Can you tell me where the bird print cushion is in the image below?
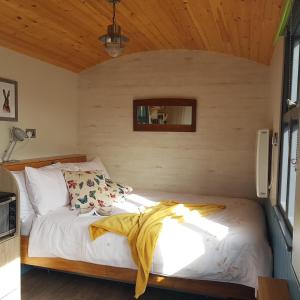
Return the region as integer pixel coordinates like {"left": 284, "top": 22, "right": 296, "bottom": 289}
{"left": 105, "top": 178, "right": 133, "bottom": 203}
{"left": 63, "top": 170, "right": 110, "bottom": 210}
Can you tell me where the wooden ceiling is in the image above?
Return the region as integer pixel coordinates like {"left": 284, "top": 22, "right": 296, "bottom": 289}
{"left": 0, "top": 0, "right": 284, "bottom": 72}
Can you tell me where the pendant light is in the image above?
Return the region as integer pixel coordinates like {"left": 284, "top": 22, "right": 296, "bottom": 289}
{"left": 99, "top": 0, "right": 129, "bottom": 58}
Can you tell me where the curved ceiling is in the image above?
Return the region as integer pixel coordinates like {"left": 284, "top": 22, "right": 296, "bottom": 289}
{"left": 0, "top": 0, "right": 284, "bottom": 72}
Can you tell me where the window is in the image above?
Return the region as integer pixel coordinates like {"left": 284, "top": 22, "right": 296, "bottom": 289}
{"left": 278, "top": 110, "right": 299, "bottom": 230}
{"left": 278, "top": 7, "right": 300, "bottom": 231}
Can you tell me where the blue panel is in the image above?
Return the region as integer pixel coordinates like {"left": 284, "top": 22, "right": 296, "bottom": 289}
{"left": 264, "top": 199, "right": 300, "bottom": 300}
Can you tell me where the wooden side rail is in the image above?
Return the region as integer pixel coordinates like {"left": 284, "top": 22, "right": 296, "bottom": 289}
{"left": 21, "top": 236, "right": 255, "bottom": 300}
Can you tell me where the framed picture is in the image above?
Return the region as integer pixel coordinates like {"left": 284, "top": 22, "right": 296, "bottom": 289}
{"left": 0, "top": 77, "right": 18, "bottom": 121}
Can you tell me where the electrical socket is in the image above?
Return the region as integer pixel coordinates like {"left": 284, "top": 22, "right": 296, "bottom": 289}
{"left": 25, "top": 129, "right": 37, "bottom": 138}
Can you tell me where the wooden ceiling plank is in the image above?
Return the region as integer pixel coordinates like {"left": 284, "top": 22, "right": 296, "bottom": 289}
{"left": 148, "top": 0, "right": 195, "bottom": 48}
{"left": 0, "top": 5, "right": 93, "bottom": 70}
{"left": 88, "top": 0, "right": 170, "bottom": 49}
{"left": 258, "top": 0, "right": 283, "bottom": 64}
{"left": 85, "top": 0, "right": 175, "bottom": 55}
{"left": 183, "top": 0, "right": 211, "bottom": 50}
{"left": 36, "top": 0, "right": 105, "bottom": 57}
{"left": 189, "top": 0, "right": 225, "bottom": 53}
{"left": 154, "top": 0, "right": 192, "bottom": 49}
{"left": 0, "top": 0, "right": 103, "bottom": 62}
{"left": 0, "top": 30, "right": 81, "bottom": 72}
{"left": 123, "top": 0, "right": 186, "bottom": 49}
{"left": 57, "top": 0, "right": 150, "bottom": 60}
{"left": 0, "top": 19, "right": 92, "bottom": 66}
{"left": 208, "top": 0, "right": 233, "bottom": 55}
{"left": 255, "top": 0, "right": 270, "bottom": 64}
{"left": 56, "top": 0, "right": 143, "bottom": 60}
{"left": 219, "top": 0, "right": 242, "bottom": 59}
{"left": 56, "top": 0, "right": 121, "bottom": 50}
{"left": 237, "top": 0, "right": 251, "bottom": 61}
{"left": 216, "top": 7, "right": 233, "bottom": 53}
{"left": 110, "top": 1, "right": 169, "bottom": 49}
{"left": 0, "top": 14, "right": 94, "bottom": 69}
{"left": 249, "top": 0, "right": 262, "bottom": 63}
{"left": 168, "top": 0, "right": 207, "bottom": 50}
{"left": 0, "top": 0, "right": 286, "bottom": 70}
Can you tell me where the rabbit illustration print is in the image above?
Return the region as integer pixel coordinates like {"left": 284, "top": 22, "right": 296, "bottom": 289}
{"left": 0, "top": 77, "right": 17, "bottom": 121}
{"left": 3, "top": 89, "right": 10, "bottom": 113}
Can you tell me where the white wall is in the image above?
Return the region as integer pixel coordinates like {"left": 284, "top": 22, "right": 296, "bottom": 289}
{"left": 0, "top": 47, "right": 79, "bottom": 160}
{"left": 79, "top": 50, "right": 271, "bottom": 199}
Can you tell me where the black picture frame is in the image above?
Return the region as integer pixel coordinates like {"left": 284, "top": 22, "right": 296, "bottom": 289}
{"left": 0, "top": 77, "right": 18, "bottom": 122}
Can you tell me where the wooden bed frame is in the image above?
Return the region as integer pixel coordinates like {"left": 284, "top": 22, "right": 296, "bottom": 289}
{"left": 1, "top": 154, "right": 255, "bottom": 300}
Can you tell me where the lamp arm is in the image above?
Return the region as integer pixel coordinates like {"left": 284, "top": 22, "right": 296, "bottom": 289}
{"left": 6, "top": 140, "right": 17, "bottom": 162}
{"left": 1, "top": 140, "right": 14, "bottom": 162}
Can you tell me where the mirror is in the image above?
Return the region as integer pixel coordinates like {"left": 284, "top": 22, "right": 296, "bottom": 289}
{"left": 133, "top": 99, "right": 196, "bottom": 132}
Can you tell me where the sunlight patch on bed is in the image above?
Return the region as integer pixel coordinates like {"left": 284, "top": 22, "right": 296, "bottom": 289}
{"left": 126, "top": 193, "right": 156, "bottom": 206}
{"left": 172, "top": 204, "right": 228, "bottom": 240}
{"left": 157, "top": 217, "right": 205, "bottom": 276}
{"left": 113, "top": 193, "right": 157, "bottom": 213}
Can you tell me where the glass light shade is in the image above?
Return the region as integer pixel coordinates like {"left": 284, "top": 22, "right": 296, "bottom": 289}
{"left": 105, "top": 42, "right": 124, "bottom": 57}
{"left": 99, "top": 24, "right": 128, "bottom": 58}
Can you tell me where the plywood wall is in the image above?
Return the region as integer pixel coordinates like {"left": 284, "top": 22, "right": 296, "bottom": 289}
{"left": 0, "top": 46, "right": 79, "bottom": 160}
{"left": 79, "top": 50, "right": 271, "bottom": 199}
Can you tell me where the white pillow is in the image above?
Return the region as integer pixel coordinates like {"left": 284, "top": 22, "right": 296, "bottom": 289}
{"left": 11, "top": 171, "right": 35, "bottom": 222}
{"left": 25, "top": 167, "right": 69, "bottom": 215}
{"left": 58, "top": 157, "right": 110, "bottom": 178}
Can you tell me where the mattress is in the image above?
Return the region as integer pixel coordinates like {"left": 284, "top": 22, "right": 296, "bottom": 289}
{"left": 28, "top": 189, "right": 272, "bottom": 289}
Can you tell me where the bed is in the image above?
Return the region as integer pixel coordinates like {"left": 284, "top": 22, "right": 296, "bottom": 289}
{"left": 2, "top": 155, "right": 272, "bottom": 300}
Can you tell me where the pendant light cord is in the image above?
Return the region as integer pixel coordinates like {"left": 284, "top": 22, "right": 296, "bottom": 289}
{"left": 112, "top": 0, "right": 116, "bottom": 25}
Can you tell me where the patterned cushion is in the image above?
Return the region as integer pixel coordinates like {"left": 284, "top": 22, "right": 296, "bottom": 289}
{"left": 63, "top": 170, "right": 109, "bottom": 209}
{"left": 105, "top": 178, "right": 133, "bottom": 202}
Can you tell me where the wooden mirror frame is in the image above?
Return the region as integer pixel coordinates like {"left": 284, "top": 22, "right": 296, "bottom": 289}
{"left": 133, "top": 98, "right": 197, "bottom": 132}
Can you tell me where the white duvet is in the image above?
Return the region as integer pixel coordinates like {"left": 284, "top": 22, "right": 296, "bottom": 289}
{"left": 28, "top": 190, "right": 272, "bottom": 289}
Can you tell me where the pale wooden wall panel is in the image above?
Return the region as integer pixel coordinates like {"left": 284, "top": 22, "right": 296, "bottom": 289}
{"left": 79, "top": 50, "right": 271, "bottom": 199}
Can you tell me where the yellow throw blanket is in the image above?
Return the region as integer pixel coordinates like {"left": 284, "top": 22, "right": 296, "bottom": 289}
{"left": 89, "top": 201, "right": 225, "bottom": 298}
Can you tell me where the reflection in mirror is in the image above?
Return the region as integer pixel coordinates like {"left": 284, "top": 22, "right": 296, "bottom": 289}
{"left": 137, "top": 106, "right": 193, "bottom": 125}
{"left": 133, "top": 99, "right": 196, "bottom": 132}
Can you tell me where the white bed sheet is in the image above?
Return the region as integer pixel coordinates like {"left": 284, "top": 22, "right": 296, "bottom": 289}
{"left": 28, "top": 190, "right": 272, "bottom": 289}
{"left": 21, "top": 214, "right": 35, "bottom": 236}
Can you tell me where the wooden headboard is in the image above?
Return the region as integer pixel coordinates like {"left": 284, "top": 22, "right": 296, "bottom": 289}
{"left": 0, "top": 154, "right": 86, "bottom": 237}
{"left": 1, "top": 154, "right": 87, "bottom": 171}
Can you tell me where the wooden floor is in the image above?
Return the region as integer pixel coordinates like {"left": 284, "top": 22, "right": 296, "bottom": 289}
{"left": 22, "top": 269, "right": 222, "bottom": 300}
